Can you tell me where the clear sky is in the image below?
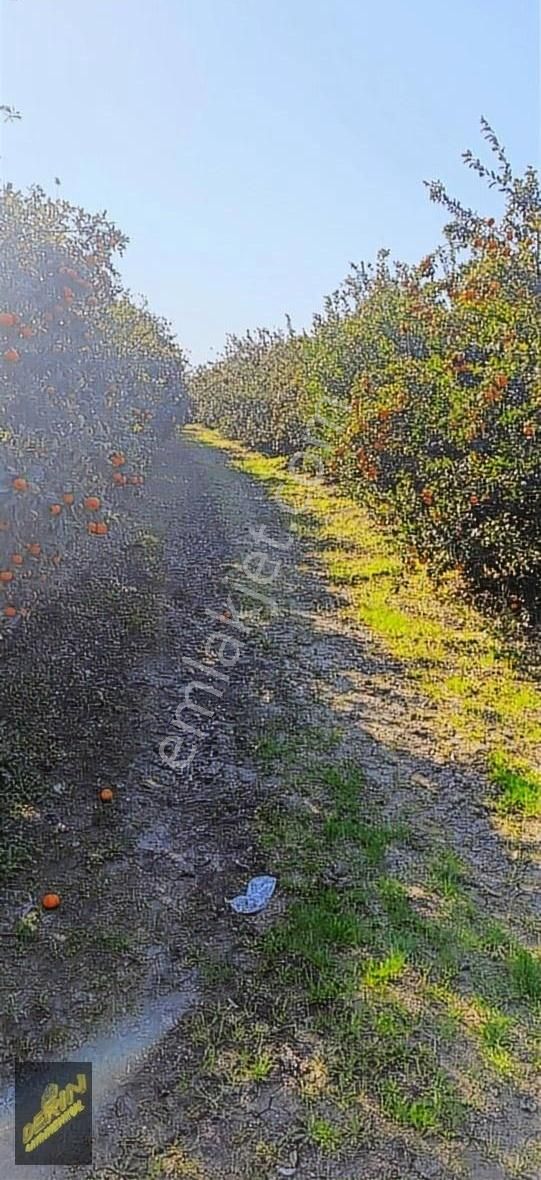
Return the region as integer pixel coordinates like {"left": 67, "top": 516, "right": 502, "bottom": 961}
{"left": 1, "top": 0, "right": 539, "bottom": 363}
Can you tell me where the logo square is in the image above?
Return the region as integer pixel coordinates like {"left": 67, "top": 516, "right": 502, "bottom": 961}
{"left": 15, "top": 1061, "right": 92, "bottom": 1166}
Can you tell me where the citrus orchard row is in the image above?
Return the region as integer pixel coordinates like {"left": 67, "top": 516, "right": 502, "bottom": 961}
{"left": 191, "top": 124, "right": 541, "bottom": 620}
{"left": 0, "top": 183, "right": 188, "bottom": 628}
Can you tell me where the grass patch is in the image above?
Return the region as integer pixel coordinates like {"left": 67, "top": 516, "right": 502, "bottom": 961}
{"left": 362, "top": 949, "right": 407, "bottom": 988}
{"left": 507, "top": 947, "right": 541, "bottom": 1002}
{"left": 488, "top": 750, "right": 541, "bottom": 817}
{"left": 306, "top": 1115, "right": 344, "bottom": 1153}
{"left": 429, "top": 850, "right": 467, "bottom": 899}
{"left": 381, "top": 1076, "right": 460, "bottom": 1134}
{"left": 191, "top": 427, "right": 541, "bottom": 795}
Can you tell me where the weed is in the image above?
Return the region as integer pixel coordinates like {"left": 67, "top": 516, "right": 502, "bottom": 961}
{"left": 507, "top": 947, "right": 541, "bottom": 1003}
{"left": 488, "top": 751, "right": 541, "bottom": 817}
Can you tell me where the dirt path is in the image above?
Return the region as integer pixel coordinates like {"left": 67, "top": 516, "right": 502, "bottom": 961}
{"left": 1, "top": 434, "right": 540, "bottom": 1180}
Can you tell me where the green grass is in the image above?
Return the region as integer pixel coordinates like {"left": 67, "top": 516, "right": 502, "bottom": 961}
{"left": 488, "top": 750, "right": 541, "bottom": 817}
{"left": 381, "top": 1076, "right": 460, "bottom": 1134}
{"left": 190, "top": 426, "right": 541, "bottom": 802}
{"left": 306, "top": 1116, "right": 344, "bottom": 1153}
{"left": 480, "top": 1011, "right": 513, "bottom": 1050}
{"left": 429, "top": 850, "right": 467, "bottom": 899}
{"left": 362, "top": 949, "right": 407, "bottom": 988}
{"left": 507, "top": 947, "right": 541, "bottom": 1002}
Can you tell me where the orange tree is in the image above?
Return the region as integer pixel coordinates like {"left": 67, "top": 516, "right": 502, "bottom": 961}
{"left": 192, "top": 123, "right": 541, "bottom": 620}
{"left": 308, "top": 125, "right": 541, "bottom": 617}
{"left": 0, "top": 183, "right": 188, "bottom": 625}
{"left": 190, "top": 324, "right": 307, "bottom": 455}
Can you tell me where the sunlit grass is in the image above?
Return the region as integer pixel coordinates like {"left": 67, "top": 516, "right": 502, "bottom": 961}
{"left": 189, "top": 426, "right": 541, "bottom": 801}
{"left": 488, "top": 750, "right": 541, "bottom": 818}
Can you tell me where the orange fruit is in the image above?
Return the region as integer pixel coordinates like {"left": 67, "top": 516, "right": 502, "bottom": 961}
{"left": 110, "top": 451, "right": 126, "bottom": 467}
{"left": 112, "top": 472, "right": 126, "bottom": 486}
{"left": 62, "top": 492, "right": 75, "bottom": 505}
{"left": 12, "top": 477, "right": 28, "bottom": 492}
{"left": 0, "top": 570, "right": 14, "bottom": 583}
{"left": 19, "top": 326, "right": 34, "bottom": 339}
{"left": 42, "top": 892, "right": 61, "bottom": 910}
{"left": 83, "top": 495, "right": 101, "bottom": 511}
{"left": 99, "top": 787, "right": 114, "bottom": 803}
{"left": 95, "top": 521, "right": 108, "bottom": 536}
{"left": 0, "top": 313, "right": 17, "bottom": 328}
{"left": 3, "top": 348, "right": 20, "bottom": 363}
{"left": 3, "top": 605, "right": 17, "bottom": 618}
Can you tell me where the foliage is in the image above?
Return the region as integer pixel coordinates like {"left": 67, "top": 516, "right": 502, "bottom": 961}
{"left": 0, "top": 182, "right": 188, "bottom": 625}
{"left": 190, "top": 123, "right": 541, "bottom": 619}
{"left": 190, "top": 324, "right": 307, "bottom": 456}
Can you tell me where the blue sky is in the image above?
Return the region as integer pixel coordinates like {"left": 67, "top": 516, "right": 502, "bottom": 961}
{"left": 1, "top": 0, "right": 539, "bottom": 362}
